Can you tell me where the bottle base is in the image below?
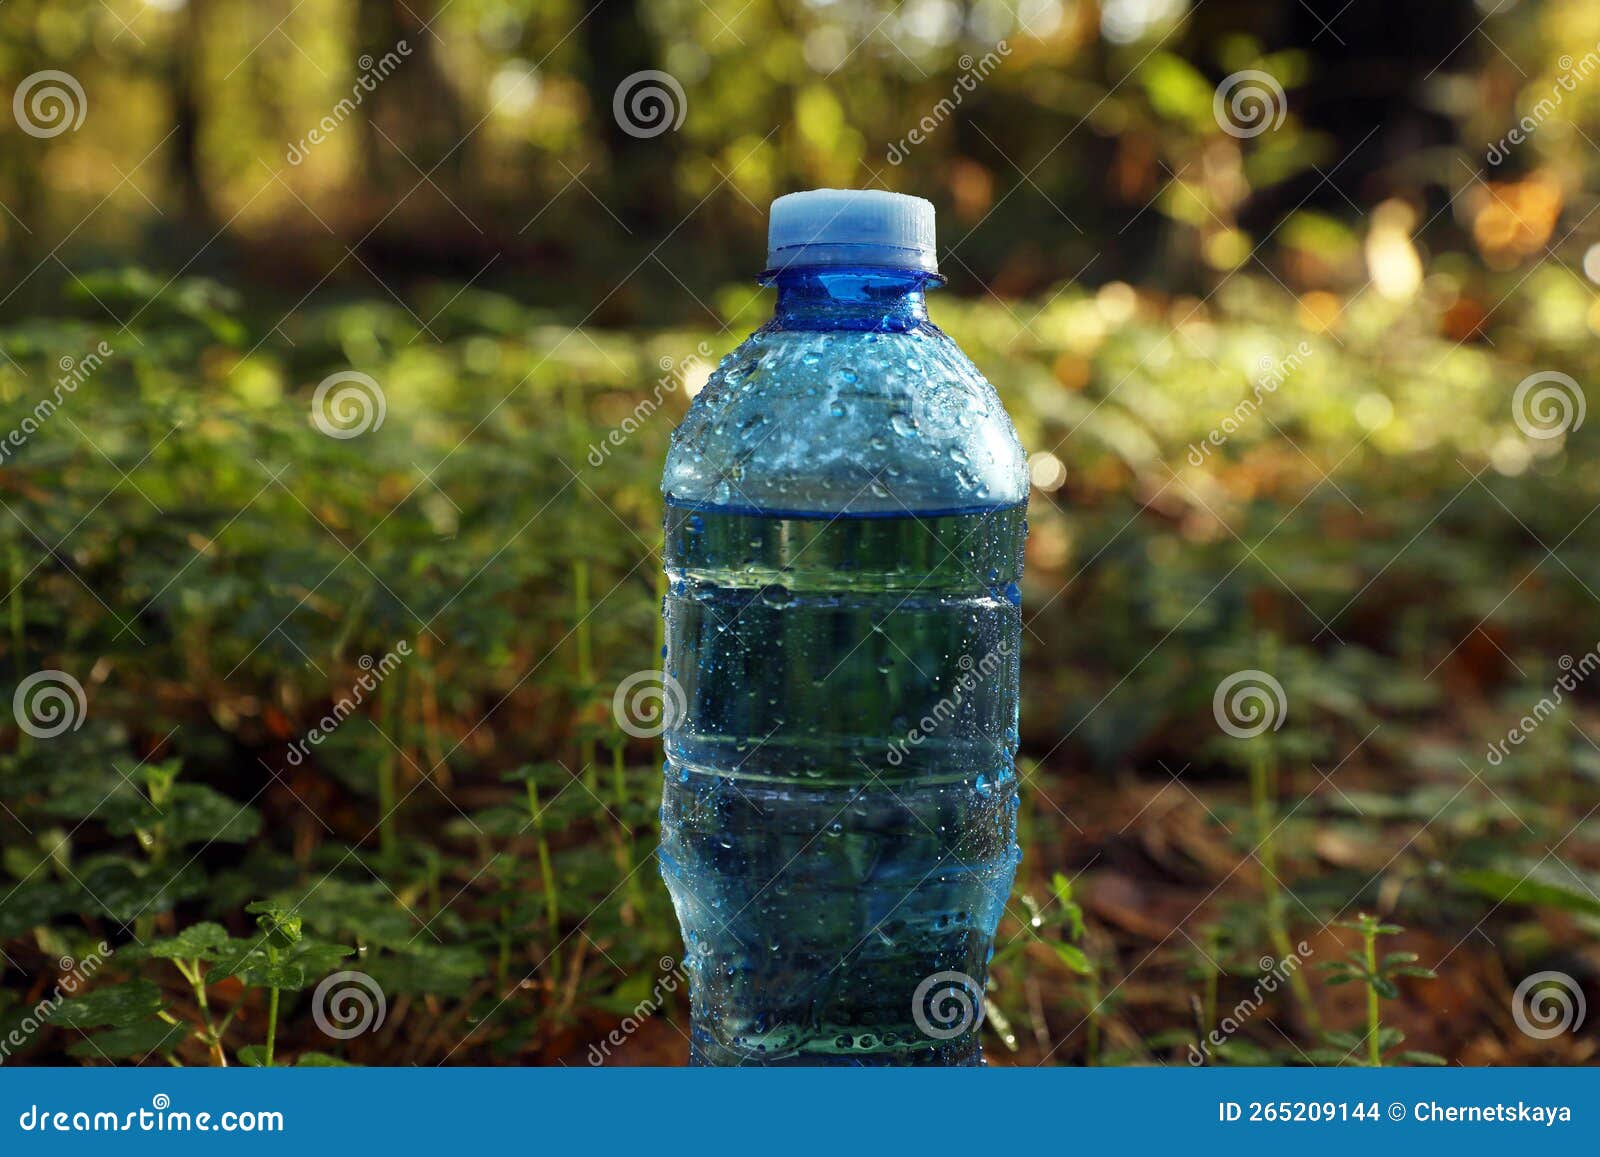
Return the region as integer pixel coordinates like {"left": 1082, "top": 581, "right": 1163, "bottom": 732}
{"left": 688, "top": 1029, "right": 983, "bottom": 1067}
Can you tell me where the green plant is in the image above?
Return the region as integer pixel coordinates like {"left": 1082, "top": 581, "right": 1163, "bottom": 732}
{"left": 45, "top": 902, "right": 353, "bottom": 1067}
{"left": 1314, "top": 914, "right": 1443, "bottom": 1067}
{"left": 998, "top": 873, "right": 1103, "bottom": 1063}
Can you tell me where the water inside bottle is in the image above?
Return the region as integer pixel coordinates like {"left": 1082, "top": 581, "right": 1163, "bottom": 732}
{"left": 659, "top": 500, "right": 1024, "bottom": 1064}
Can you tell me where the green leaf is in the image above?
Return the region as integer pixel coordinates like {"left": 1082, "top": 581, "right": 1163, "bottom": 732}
{"left": 0, "top": 880, "right": 72, "bottom": 939}
{"left": 287, "top": 941, "right": 354, "bottom": 975}
{"left": 163, "top": 785, "right": 263, "bottom": 845}
{"left": 141, "top": 922, "right": 230, "bottom": 960}
{"left": 455, "top": 805, "right": 528, "bottom": 838}
{"left": 1458, "top": 864, "right": 1600, "bottom": 917}
{"left": 499, "top": 762, "right": 566, "bottom": 787}
{"left": 216, "top": 937, "right": 352, "bottom": 991}
{"left": 1210, "top": 1038, "right": 1275, "bottom": 1066}
{"left": 1317, "top": 963, "right": 1357, "bottom": 984}
{"left": 1051, "top": 942, "right": 1094, "bottom": 977}
{"left": 246, "top": 900, "right": 304, "bottom": 947}
{"left": 295, "top": 1051, "right": 354, "bottom": 1066}
{"left": 1398, "top": 1050, "right": 1447, "bottom": 1066}
{"left": 1394, "top": 965, "right": 1438, "bottom": 979}
{"left": 367, "top": 944, "right": 484, "bottom": 998}
{"left": 47, "top": 980, "right": 165, "bottom": 1028}
{"left": 72, "top": 855, "right": 206, "bottom": 922}
{"left": 236, "top": 1044, "right": 269, "bottom": 1067}
{"left": 1305, "top": 1046, "right": 1360, "bottom": 1066}
{"left": 65, "top": 268, "right": 244, "bottom": 343}
{"left": 1050, "top": 872, "right": 1086, "bottom": 940}
{"left": 66, "top": 1017, "right": 186, "bottom": 1059}
{"left": 1138, "top": 53, "right": 1216, "bottom": 127}
{"left": 102, "top": 784, "right": 262, "bottom": 847}
{"left": 135, "top": 759, "right": 182, "bottom": 806}
{"left": 283, "top": 879, "right": 419, "bottom": 947}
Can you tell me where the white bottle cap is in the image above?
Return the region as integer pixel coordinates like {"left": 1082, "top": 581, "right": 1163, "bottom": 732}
{"left": 765, "top": 189, "right": 938, "bottom": 276}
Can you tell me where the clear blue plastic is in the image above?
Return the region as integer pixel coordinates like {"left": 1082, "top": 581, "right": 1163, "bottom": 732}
{"left": 659, "top": 259, "right": 1028, "bottom": 1066}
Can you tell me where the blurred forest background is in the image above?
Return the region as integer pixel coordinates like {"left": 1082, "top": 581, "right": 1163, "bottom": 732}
{"left": 2, "top": 0, "right": 1600, "bottom": 1067}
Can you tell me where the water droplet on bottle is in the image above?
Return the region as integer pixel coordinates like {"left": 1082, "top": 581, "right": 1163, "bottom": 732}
{"left": 760, "top": 585, "right": 795, "bottom": 608}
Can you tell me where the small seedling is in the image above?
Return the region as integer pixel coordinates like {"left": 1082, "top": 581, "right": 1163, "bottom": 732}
{"left": 1003, "top": 873, "right": 1102, "bottom": 1063}
{"left": 1315, "top": 913, "right": 1443, "bottom": 1067}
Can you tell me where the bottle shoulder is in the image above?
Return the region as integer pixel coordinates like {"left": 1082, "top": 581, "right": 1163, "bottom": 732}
{"left": 663, "top": 321, "right": 1027, "bottom": 515}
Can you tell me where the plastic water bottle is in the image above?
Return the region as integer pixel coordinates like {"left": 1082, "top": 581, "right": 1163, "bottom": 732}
{"left": 659, "top": 189, "right": 1027, "bottom": 1065}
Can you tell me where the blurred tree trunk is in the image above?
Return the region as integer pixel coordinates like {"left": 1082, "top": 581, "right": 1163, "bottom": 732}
{"left": 356, "top": 0, "right": 470, "bottom": 193}
{"left": 168, "top": 0, "right": 216, "bottom": 233}
{"left": 1215, "top": 0, "right": 1477, "bottom": 221}
{"left": 2, "top": 16, "right": 50, "bottom": 270}
{"left": 579, "top": 0, "right": 678, "bottom": 234}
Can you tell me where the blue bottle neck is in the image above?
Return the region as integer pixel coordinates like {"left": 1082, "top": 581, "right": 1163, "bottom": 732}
{"left": 771, "top": 266, "right": 932, "bottom": 332}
